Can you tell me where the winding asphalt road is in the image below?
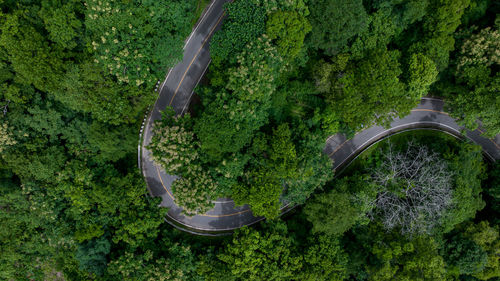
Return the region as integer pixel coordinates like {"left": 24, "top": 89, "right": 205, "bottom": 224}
{"left": 140, "top": 0, "right": 500, "bottom": 234}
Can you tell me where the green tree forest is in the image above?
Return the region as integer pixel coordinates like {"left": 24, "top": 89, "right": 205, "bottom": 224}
{"left": 1, "top": 0, "right": 499, "bottom": 280}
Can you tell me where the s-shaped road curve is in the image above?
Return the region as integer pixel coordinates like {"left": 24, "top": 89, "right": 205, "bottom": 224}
{"left": 140, "top": 0, "right": 500, "bottom": 235}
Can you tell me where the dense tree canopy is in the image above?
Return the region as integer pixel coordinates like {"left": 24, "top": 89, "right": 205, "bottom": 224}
{"left": 1, "top": 0, "right": 499, "bottom": 280}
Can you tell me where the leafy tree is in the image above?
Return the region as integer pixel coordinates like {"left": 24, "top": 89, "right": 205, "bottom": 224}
{"left": 210, "top": 0, "right": 266, "bottom": 64}
{"left": 299, "top": 235, "right": 349, "bottom": 281}
{"left": 75, "top": 236, "right": 111, "bottom": 276}
{"left": 85, "top": 0, "right": 196, "bottom": 86}
{"left": 195, "top": 35, "right": 283, "bottom": 161}
{"left": 440, "top": 143, "right": 486, "bottom": 233}
{"left": 304, "top": 176, "right": 376, "bottom": 236}
{"left": 281, "top": 121, "right": 334, "bottom": 204}
{"left": 409, "top": 0, "right": 471, "bottom": 71}
{"left": 149, "top": 109, "right": 198, "bottom": 175}
{"left": 38, "top": 0, "right": 83, "bottom": 50}
{"left": 266, "top": 11, "right": 311, "bottom": 59}
{"left": 194, "top": 94, "right": 258, "bottom": 161}
{"left": 218, "top": 222, "right": 302, "bottom": 280}
{"left": 171, "top": 166, "right": 218, "bottom": 216}
{"left": 485, "top": 162, "right": 500, "bottom": 225}
{"left": 312, "top": 55, "right": 350, "bottom": 95}
{"left": 268, "top": 123, "right": 298, "bottom": 179}
{"left": 0, "top": 43, "right": 31, "bottom": 105}
{"left": 56, "top": 61, "right": 154, "bottom": 125}
{"left": 349, "top": 7, "right": 399, "bottom": 59}
{"left": 0, "top": 180, "right": 70, "bottom": 280}
{"left": 464, "top": 221, "right": 500, "bottom": 280}
{"left": 308, "top": 0, "right": 369, "bottom": 55}
{"left": 331, "top": 48, "right": 408, "bottom": 130}
{"left": 87, "top": 121, "right": 137, "bottom": 163}
{"left": 148, "top": 109, "right": 218, "bottom": 215}
{"left": 232, "top": 169, "right": 282, "bottom": 218}
{"left": 404, "top": 53, "right": 439, "bottom": 98}
{"left": 252, "top": 0, "right": 310, "bottom": 16}
{"left": 446, "top": 25, "right": 500, "bottom": 136}
{"left": 108, "top": 242, "right": 199, "bottom": 281}
{"left": 0, "top": 121, "right": 16, "bottom": 153}
{"left": 443, "top": 235, "right": 488, "bottom": 275}
{"left": 369, "top": 235, "right": 448, "bottom": 280}
{"left": 352, "top": 223, "right": 449, "bottom": 281}
{"left": 0, "top": 9, "right": 67, "bottom": 93}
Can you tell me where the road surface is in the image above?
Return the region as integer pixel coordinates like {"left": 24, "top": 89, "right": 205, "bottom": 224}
{"left": 140, "top": 0, "right": 500, "bottom": 235}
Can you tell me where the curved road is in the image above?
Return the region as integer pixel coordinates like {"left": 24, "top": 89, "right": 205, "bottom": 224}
{"left": 140, "top": 1, "right": 500, "bottom": 234}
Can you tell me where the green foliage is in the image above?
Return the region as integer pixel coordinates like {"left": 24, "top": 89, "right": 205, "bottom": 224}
{"left": 252, "top": 0, "right": 310, "bottom": 15}
{"left": 149, "top": 109, "right": 198, "bottom": 176}
{"left": 148, "top": 109, "right": 218, "bottom": 215}
{"left": 218, "top": 222, "right": 303, "bottom": 280}
{"left": 368, "top": 234, "right": 448, "bottom": 280}
{"left": 308, "top": 0, "right": 369, "bottom": 55}
{"left": 464, "top": 221, "right": 500, "bottom": 280}
{"left": 281, "top": 129, "right": 333, "bottom": 204}
{"left": 446, "top": 24, "right": 500, "bottom": 136}
{"left": 444, "top": 235, "right": 488, "bottom": 275}
{"left": 108, "top": 243, "right": 199, "bottom": 281}
{"left": 304, "top": 176, "right": 375, "bottom": 236}
{"left": 57, "top": 61, "right": 154, "bottom": 125}
{"left": 0, "top": 9, "right": 66, "bottom": 93}
{"left": 312, "top": 55, "right": 350, "bottom": 95}
{"left": 349, "top": 8, "right": 399, "bottom": 59}
{"left": 332, "top": 48, "right": 409, "bottom": 129}
{"left": 0, "top": 121, "right": 16, "bottom": 153}
{"left": 39, "top": 0, "right": 82, "bottom": 50}
{"left": 266, "top": 11, "right": 311, "bottom": 59}
{"left": 405, "top": 53, "right": 439, "bottom": 98}
{"left": 485, "top": 163, "right": 500, "bottom": 225}
{"left": 352, "top": 223, "right": 449, "bottom": 281}
{"left": 58, "top": 161, "right": 167, "bottom": 246}
{"left": 0, "top": 181, "right": 71, "bottom": 280}
{"left": 1, "top": 0, "right": 499, "bottom": 279}
{"left": 232, "top": 170, "right": 282, "bottom": 218}
{"left": 409, "top": 0, "right": 471, "bottom": 71}
{"left": 171, "top": 167, "right": 218, "bottom": 216}
{"left": 85, "top": 0, "right": 196, "bottom": 86}
{"left": 75, "top": 236, "right": 111, "bottom": 276}
{"left": 196, "top": 35, "right": 283, "bottom": 161}
{"left": 210, "top": 0, "right": 266, "bottom": 64}
{"left": 269, "top": 123, "right": 298, "bottom": 178}
{"left": 299, "top": 235, "right": 348, "bottom": 281}
{"left": 441, "top": 144, "right": 486, "bottom": 233}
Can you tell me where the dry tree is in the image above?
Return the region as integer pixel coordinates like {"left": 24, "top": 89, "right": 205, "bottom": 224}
{"left": 367, "top": 141, "right": 454, "bottom": 235}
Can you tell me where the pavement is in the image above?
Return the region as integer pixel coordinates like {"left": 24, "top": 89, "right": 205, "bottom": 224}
{"left": 140, "top": 1, "right": 500, "bottom": 235}
{"left": 140, "top": 0, "right": 261, "bottom": 233}
{"left": 324, "top": 97, "right": 500, "bottom": 172}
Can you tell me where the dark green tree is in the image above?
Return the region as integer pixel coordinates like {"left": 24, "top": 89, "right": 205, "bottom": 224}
{"left": 330, "top": 48, "right": 408, "bottom": 130}
{"left": 308, "top": 0, "right": 369, "bottom": 55}
{"left": 443, "top": 235, "right": 488, "bottom": 275}
{"left": 210, "top": 0, "right": 266, "bottom": 64}
{"left": 304, "top": 175, "right": 376, "bottom": 236}
{"left": 75, "top": 236, "right": 111, "bottom": 276}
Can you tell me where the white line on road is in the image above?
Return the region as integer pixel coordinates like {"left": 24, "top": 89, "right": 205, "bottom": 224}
{"left": 181, "top": 59, "right": 211, "bottom": 115}
{"left": 184, "top": 0, "right": 218, "bottom": 49}
{"left": 332, "top": 122, "right": 469, "bottom": 169}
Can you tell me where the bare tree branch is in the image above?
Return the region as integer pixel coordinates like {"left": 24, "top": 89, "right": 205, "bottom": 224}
{"left": 368, "top": 141, "right": 453, "bottom": 235}
{"left": 2, "top": 101, "right": 9, "bottom": 116}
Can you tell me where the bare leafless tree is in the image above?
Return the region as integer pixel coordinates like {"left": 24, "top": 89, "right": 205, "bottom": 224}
{"left": 367, "top": 141, "right": 453, "bottom": 235}
{"left": 2, "top": 101, "right": 9, "bottom": 116}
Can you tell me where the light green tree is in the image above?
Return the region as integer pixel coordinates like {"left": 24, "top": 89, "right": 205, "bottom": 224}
{"left": 218, "top": 222, "right": 303, "bottom": 280}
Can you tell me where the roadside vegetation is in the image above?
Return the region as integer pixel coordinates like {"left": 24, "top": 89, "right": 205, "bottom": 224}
{"left": 0, "top": 0, "right": 499, "bottom": 280}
